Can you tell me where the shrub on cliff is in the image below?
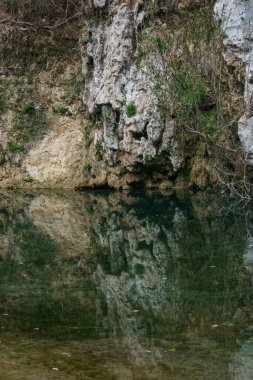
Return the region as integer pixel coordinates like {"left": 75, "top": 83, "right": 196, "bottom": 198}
{"left": 141, "top": 4, "right": 248, "bottom": 200}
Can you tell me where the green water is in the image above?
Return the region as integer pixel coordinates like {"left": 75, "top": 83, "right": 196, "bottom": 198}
{"left": 0, "top": 189, "right": 252, "bottom": 379}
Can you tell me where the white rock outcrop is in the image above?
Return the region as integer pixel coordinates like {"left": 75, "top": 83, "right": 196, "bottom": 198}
{"left": 93, "top": 0, "right": 107, "bottom": 8}
{"left": 82, "top": 0, "right": 182, "bottom": 172}
{"left": 215, "top": 0, "right": 253, "bottom": 163}
{"left": 24, "top": 120, "right": 85, "bottom": 188}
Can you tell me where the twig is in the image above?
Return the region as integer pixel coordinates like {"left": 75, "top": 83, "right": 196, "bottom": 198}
{"left": 3, "top": 12, "right": 83, "bottom": 32}
{"left": 42, "top": 12, "right": 83, "bottom": 30}
{"left": 0, "top": 18, "right": 9, "bottom": 24}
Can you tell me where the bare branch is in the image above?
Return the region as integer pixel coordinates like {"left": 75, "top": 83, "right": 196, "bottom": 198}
{"left": 1, "top": 12, "right": 84, "bottom": 32}
{"left": 42, "top": 12, "right": 83, "bottom": 30}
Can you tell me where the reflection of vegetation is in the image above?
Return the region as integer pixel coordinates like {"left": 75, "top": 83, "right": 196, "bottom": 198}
{"left": 0, "top": 211, "right": 101, "bottom": 339}
{"left": 0, "top": 191, "right": 252, "bottom": 347}
{"left": 87, "top": 191, "right": 252, "bottom": 339}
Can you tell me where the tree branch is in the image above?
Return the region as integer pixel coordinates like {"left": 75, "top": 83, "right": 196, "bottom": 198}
{"left": 1, "top": 12, "right": 83, "bottom": 32}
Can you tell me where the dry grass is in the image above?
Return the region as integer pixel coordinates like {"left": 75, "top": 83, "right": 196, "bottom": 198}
{"left": 0, "top": 0, "right": 86, "bottom": 21}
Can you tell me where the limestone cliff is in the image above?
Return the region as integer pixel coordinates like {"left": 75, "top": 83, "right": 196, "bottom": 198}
{"left": 0, "top": 0, "right": 251, "bottom": 189}
{"left": 215, "top": 0, "right": 253, "bottom": 162}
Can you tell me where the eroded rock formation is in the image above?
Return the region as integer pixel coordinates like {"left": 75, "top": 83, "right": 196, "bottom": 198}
{"left": 215, "top": 0, "right": 253, "bottom": 162}
{"left": 0, "top": 0, "right": 252, "bottom": 188}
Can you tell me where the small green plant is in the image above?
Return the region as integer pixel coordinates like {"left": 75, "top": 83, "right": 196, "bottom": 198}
{"left": 88, "top": 34, "right": 94, "bottom": 44}
{"left": 137, "top": 46, "right": 145, "bottom": 58}
{"left": 7, "top": 142, "right": 24, "bottom": 153}
{"left": 170, "top": 74, "right": 207, "bottom": 112}
{"left": 126, "top": 101, "right": 137, "bottom": 117}
{"left": 112, "top": 122, "right": 119, "bottom": 133}
{"left": 53, "top": 106, "right": 68, "bottom": 115}
{"left": 146, "top": 32, "right": 176, "bottom": 53}
{"left": 101, "top": 112, "right": 119, "bottom": 132}
{"left": 85, "top": 127, "right": 91, "bottom": 147}
{"left": 22, "top": 103, "right": 34, "bottom": 114}
{"left": 0, "top": 100, "right": 5, "bottom": 112}
{"left": 143, "top": 153, "right": 152, "bottom": 166}
{"left": 83, "top": 162, "right": 91, "bottom": 173}
{"left": 87, "top": 19, "right": 94, "bottom": 28}
{"left": 135, "top": 263, "right": 145, "bottom": 277}
{"left": 184, "top": 78, "right": 207, "bottom": 110}
{"left": 197, "top": 110, "right": 218, "bottom": 135}
{"left": 100, "top": 113, "right": 112, "bottom": 123}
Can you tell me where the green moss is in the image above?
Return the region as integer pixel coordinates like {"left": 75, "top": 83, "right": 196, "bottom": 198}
{"left": 126, "top": 101, "right": 137, "bottom": 117}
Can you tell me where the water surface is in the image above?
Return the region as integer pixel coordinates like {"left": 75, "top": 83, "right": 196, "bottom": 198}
{"left": 0, "top": 189, "right": 252, "bottom": 379}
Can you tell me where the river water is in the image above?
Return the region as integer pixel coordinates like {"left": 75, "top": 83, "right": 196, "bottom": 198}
{"left": 0, "top": 189, "right": 252, "bottom": 379}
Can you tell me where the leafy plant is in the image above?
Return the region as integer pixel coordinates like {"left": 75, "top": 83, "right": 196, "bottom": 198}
{"left": 85, "top": 128, "right": 91, "bottom": 147}
{"left": 197, "top": 110, "right": 218, "bottom": 135}
{"left": 101, "top": 111, "right": 119, "bottom": 132}
{"left": 146, "top": 32, "right": 176, "bottom": 53}
{"left": 88, "top": 33, "right": 94, "bottom": 44}
{"left": 135, "top": 263, "right": 145, "bottom": 277}
{"left": 0, "top": 100, "right": 5, "bottom": 112}
{"left": 7, "top": 142, "right": 24, "bottom": 153}
{"left": 53, "top": 106, "right": 68, "bottom": 115}
{"left": 126, "top": 101, "right": 137, "bottom": 117}
{"left": 170, "top": 74, "right": 207, "bottom": 113}
{"left": 137, "top": 47, "right": 146, "bottom": 58}
{"left": 143, "top": 153, "right": 152, "bottom": 166}
{"left": 83, "top": 162, "right": 91, "bottom": 173}
{"left": 143, "top": 5, "right": 252, "bottom": 200}
{"left": 87, "top": 19, "right": 94, "bottom": 28}
{"left": 22, "top": 103, "right": 34, "bottom": 114}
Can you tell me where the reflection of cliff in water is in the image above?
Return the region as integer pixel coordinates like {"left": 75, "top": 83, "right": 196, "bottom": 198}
{"left": 0, "top": 190, "right": 253, "bottom": 378}
{"left": 87, "top": 193, "right": 250, "bottom": 336}
{"left": 229, "top": 236, "right": 253, "bottom": 380}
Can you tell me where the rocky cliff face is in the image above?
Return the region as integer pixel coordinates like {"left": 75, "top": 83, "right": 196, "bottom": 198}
{"left": 215, "top": 0, "right": 253, "bottom": 163}
{"left": 0, "top": 0, "right": 251, "bottom": 189}
{"left": 80, "top": 1, "right": 186, "bottom": 189}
